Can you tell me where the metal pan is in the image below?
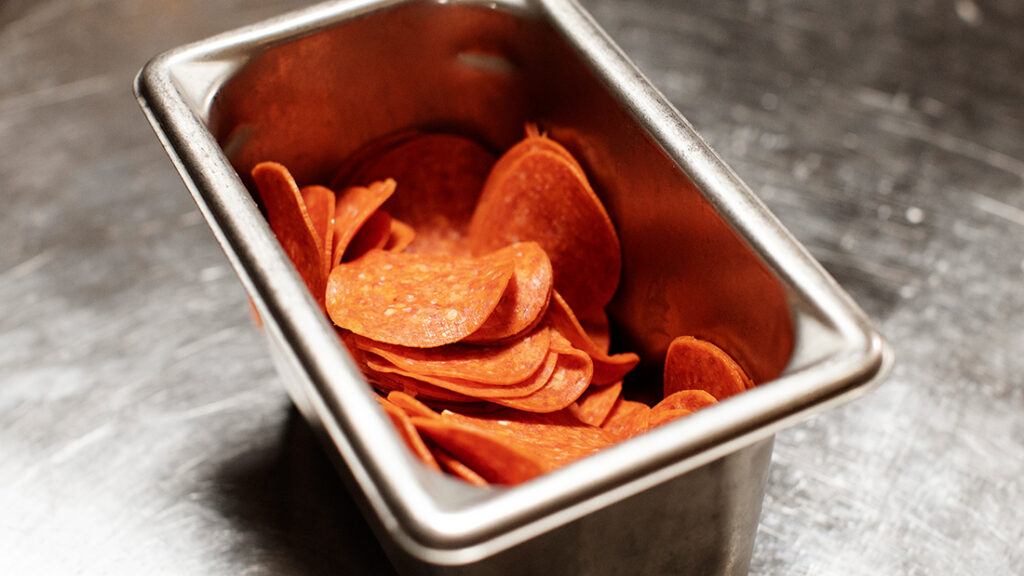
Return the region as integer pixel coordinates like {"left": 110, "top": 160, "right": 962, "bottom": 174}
{"left": 135, "top": 1, "right": 892, "bottom": 573}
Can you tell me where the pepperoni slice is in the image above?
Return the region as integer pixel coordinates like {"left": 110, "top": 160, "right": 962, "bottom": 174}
{"left": 569, "top": 380, "right": 622, "bottom": 427}
{"left": 367, "top": 370, "right": 480, "bottom": 403}
{"left": 439, "top": 408, "right": 617, "bottom": 471}
{"left": 464, "top": 242, "right": 553, "bottom": 344}
{"left": 299, "top": 185, "right": 336, "bottom": 279}
{"left": 431, "top": 445, "right": 489, "bottom": 487}
{"left": 600, "top": 398, "right": 651, "bottom": 441}
{"left": 352, "top": 327, "right": 550, "bottom": 386}
{"left": 251, "top": 162, "right": 326, "bottom": 307}
{"left": 654, "top": 389, "right": 718, "bottom": 413}
{"left": 385, "top": 391, "right": 441, "bottom": 420}
{"left": 329, "top": 130, "right": 422, "bottom": 190}
{"left": 384, "top": 218, "right": 416, "bottom": 252}
{"left": 545, "top": 291, "right": 639, "bottom": 386}
{"left": 377, "top": 396, "right": 440, "bottom": 470}
{"left": 468, "top": 140, "right": 621, "bottom": 318}
{"left": 411, "top": 416, "right": 548, "bottom": 485}
{"left": 344, "top": 210, "right": 392, "bottom": 262}
{"left": 663, "top": 336, "right": 754, "bottom": 401}
{"left": 364, "top": 350, "right": 558, "bottom": 399}
{"left": 331, "top": 179, "right": 396, "bottom": 268}
{"left": 492, "top": 344, "right": 592, "bottom": 413}
{"left": 350, "top": 133, "right": 496, "bottom": 255}
{"left": 326, "top": 248, "right": 514, "bottom": 347}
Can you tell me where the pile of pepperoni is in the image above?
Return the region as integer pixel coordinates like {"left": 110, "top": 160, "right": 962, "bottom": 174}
{"left": 252, "top": 125, "right": 754, "bottom": 486}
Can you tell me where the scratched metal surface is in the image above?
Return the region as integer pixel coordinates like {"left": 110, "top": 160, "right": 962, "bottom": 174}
{"left": 1, "top": 0, "right": 1021, "bottom": 574}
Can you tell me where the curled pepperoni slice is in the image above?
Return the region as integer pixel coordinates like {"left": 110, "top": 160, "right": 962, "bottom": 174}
{"left": 383, "top": 218, "right": 416, "bottom": 252}
{"left": 251, "top": 162, "right": 326, "bottom": 307}
{"left": 546, "top": 292, "right": 638, "bottom": 386}
{"left": 411, "top": 416, "right": 548, "bottom": 485}
{"left": 663, "top": 336, "right": 754, "bottom": 401}
{"left": 351, "top": 327, "right": 550, "bottom": 386}
{"left": 468, "top": 134, "right": 621, "bottom": 318}
{"left": 332, "top": 179, "right": 396, "bottom": 268}
{"left": 326, "top": 248, "right": 514, "bottom": 347}
{"left": 350, "top": 133, "right": 496, "bottom": 255}
{"left": 464, "top": 242, "right": 553, "bottom": 344}
{"left": 377, "top": 396, "right": 440, "bottom": 471}
{"left": 569, "top": 380, "right": 622, "bottom": 427}
{"left": 440, "top": 408, "right": 617, "bottom": 471}
{"left": 299, "top": 185, "right": 335, "bottom": 279}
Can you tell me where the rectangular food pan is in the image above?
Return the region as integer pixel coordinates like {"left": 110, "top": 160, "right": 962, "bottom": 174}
{"left": 135, "top": 0, "right": 892, "bottom": 574}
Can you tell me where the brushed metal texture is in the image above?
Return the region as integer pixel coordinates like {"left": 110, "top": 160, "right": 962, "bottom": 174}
{"left": 2, "top": 0, "right": 1019, "bottom": 575}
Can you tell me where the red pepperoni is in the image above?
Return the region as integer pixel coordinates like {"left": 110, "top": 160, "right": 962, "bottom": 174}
{"left": 468, "top": 139, "right": 621, "bottom": 318}
{"left": 569, "top": 380, "right": 622, "bottom": 427}
{"left": 377, "top": 396, "right": 440, "bottom": 471}
{"left": 352, "top": 327, "right": 551, "bottom": 386}
{"left": 251, "top": 162, "right": 326, "bottom": 307}
{"left": 439, "top": 407, "right": 617, "bottom": 471}
{"left": 464, "top": 242, "right": 553, "bottom": 344}
{"left": 411, "top": 416, "right": 548, "bottom": 485}
{"left": 546, "top": 291, "right": 639, "bottom": 386}
{"left": 331, "top": 179, "right": 396, "bottom": 268}
{"left": 299, "top": 184, "right": 335, "bottom": 279}
{"left": 350, "top": 133, "right": 496, "bottom": 255}
{"left": 663, "top": 336, "right": 754, "bottom": 401}
{"left": 326, "top": 248, "right": 514, "bottom": 347}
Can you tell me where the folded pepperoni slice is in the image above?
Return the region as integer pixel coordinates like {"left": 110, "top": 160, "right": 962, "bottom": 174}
{"left": 300, "top": 185, "right": 336, "bottom": 279}
{"left": 464, "top": 242, "right": 553, "bottom": 344}
{"left": 344, "top": 210, "right": 392, "bottom": 262}
{"left": 440, "top": 408, "right": 617, "bottom": 471}
{"left": 579, "top": 309, "right": 610, "bottom": 355}
{"left": 385, "top": 391, "right": 441, "bottom": 420}
{"left": 431, "top": 444, "right": 489, "bottom": 487}
{"left": 654, "top": 389, "right": 718, "bottom": 413}
{"left": 600, "top": 398, "right": 651, "bottom": 441}
{"left": 469, "top": 140, "right": 621, "bottom": 318}
{"left": 329, "top": 130, "right": 422, "bottom": 190}
{"left": 332, "top": 179, "right": 396, "bottom": 268}
{"left": 411, "top": 416, "right": 548, "bottom": 485}
{"left": 368, "top": 369, "right": 480, "bottom": 404}
{"left": 569, "top": 380, "right": 622, "bottom": 427}
{"left": 364, "top": 350, "right": 557, "bottom": 399}
{"left": 384, "top": 218, "right": 416, "bottom": 252}
{"left": 504, "top": 123, "right": 587, "bottom": 180}
{"left": 546, "top": 292, "right": 638, "bottom": 386}
{"left": 350, "top": 133, "right": 496, "bottom": 255}
{"left": 251, "top": 162, "right": 326, "bottom": 307}
{"left": 646, "top": 390, "right": 717, "bottom": 431}
{"left": 377, "top": 396, "right": 440, "bottom": 471}
{"left": 352, "top": 327, "right": 551, "bottom": 386}
{"left": 492, "top": 344, "right": 592, "bottom": 413}
{"left": 663, "top": 336, "right": 754, "bottom": 401}
{"left": 326, "top": 248, "right": 514, "bottom": 347}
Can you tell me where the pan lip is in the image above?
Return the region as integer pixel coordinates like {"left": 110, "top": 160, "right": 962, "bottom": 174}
{"left": 134, "top": 0, "right": 892, "bottom": 560}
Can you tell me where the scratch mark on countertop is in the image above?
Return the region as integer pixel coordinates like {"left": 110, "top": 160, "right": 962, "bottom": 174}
{"left": 877, "top": 117, "right": 1024, "bottom": 182}
{"left": 0, "top": 75, "right": 113, "bottom": 116}
{"left": 972, "top": 193, "right": 1024, "bottom": 228}
{"left": 48, "top": 422, "right": 114, "bottom": 466}
{"left": 171, "top": 327, "right": 245, "bottom": 362}
{"left": 1, "top": 249, "right": 56, "bottom": 279}
{"left": 808, "top": 244, "right": 918, "bottom": 285}
{"left": 2, "top": 0, "right": 111, "bottom": 36}
{"left": 157, "top": 389, "right": 270, "bottom": 424}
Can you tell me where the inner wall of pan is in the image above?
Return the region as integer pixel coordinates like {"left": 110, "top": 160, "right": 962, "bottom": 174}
{"left": 208, "top": 0, "right": 795, "bottom": 393}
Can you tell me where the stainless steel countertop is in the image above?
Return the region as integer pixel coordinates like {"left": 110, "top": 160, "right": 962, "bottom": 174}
{"left": 1, "top": 0, "right": 1020, "bottom": 574}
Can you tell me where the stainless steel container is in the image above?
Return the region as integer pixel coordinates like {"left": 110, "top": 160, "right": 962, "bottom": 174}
{"left": 135, "top": 1, "right": 892, "bottom": 574}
